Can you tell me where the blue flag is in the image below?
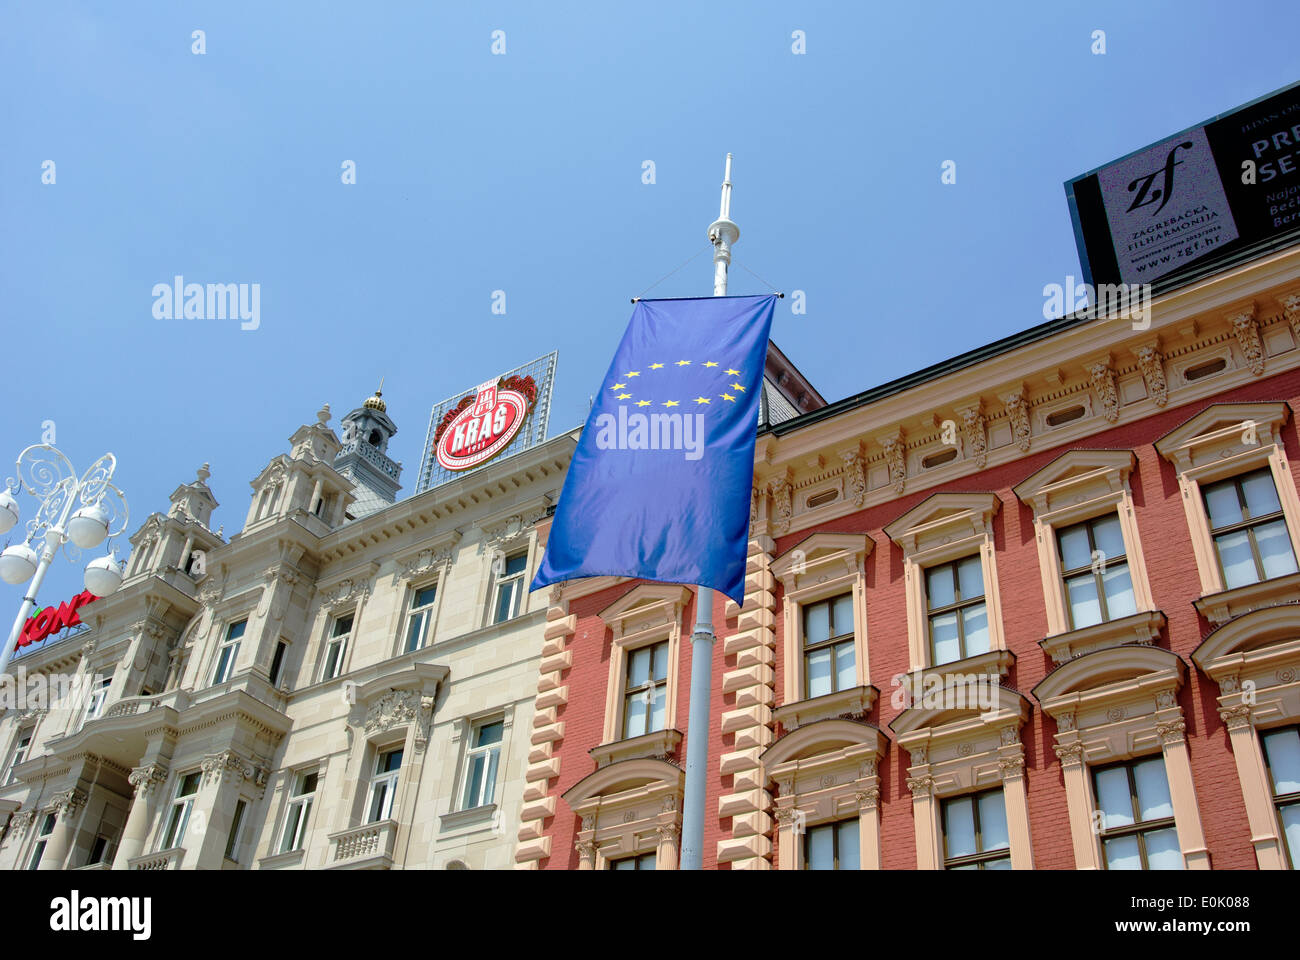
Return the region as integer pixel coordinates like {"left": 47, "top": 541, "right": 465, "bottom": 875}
{"left": 533, "top": 294, "right": 777, "bottom": 605}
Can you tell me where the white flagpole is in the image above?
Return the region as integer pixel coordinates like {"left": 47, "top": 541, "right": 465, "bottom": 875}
{"left": 680, "top": 153, "right": 739, "bottom": 870}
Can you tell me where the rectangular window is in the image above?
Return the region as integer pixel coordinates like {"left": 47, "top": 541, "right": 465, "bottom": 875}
{"left": 367, "top": 749, "right": 403, "bottom": 823}
{"left": 225, "top": 799, "right": 248, "bottom": 862}
{"left": 942, "top": 789, "right": 1012, "bottom": 869}
{"left": 214, "top": 619, "right": 246, "bottom": 684}
{"left": 1093, "top": 757, "right": 1182, "bottom": 870}
{"left": 280, "top": 771, "right": 318, "bottom": 853}
{"left": 403, "top": 585, "right": 437, "bottom": 653}
{"left": 492, "top": 553, "right": 528, "bottom": 624}
{"left": 161, "top": 772, "right": 202, "bottom": 850}
{"left": 1261, "top": 726, "right": 1300, "bottom": 870}
{"left": 461, "top": 718, "right": 504, "bottom": 810}
{"left": 925, "top": 556, "right": 988, "bottom": 666}
{"left": 87, "top": 834, "right": 110, "bottom": 866}
{"left": 1056, "top": 514, "right": 1137, "bottom": 629}
{"left": 803, "top": 593, "right": 855, "bottom": 699}
{"left": 1203, "top": 469, "right": 1299, "bottom": 590}
{"left": 269, "top": 639, "right": 289, "bottom": 687}
{"left": 324, "top": 613, "right": 354, "bottom": 679}
{"left": 6, "top": 727, "right": 33, "bottom": 784}
{"left": 610, "top": 851, "right": 656, "bottom": 870}
{"left": 28, "top": 813, "right": 56, "bottom": 870}
{"left": 82, "top": 676, "right": 112, "bottom": 726}
{"left": 802, "top": 818, "right": 860, "bottom": 870}
{"left": 622, "top": 640, "right": 668, "bottom": 739}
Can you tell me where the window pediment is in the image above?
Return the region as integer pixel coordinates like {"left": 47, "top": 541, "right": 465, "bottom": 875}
{"left": 761, "top": 718, "right": 884, "bottom": 768}
{"left": 599, "top": 584, "right": 691, "bottom": 641}
{"left": 1013, "top": 449, "right": 1136, "bottom": 517}
{"left": 1192, "top": 603, "right": 1300, "bottom": 669}
{"left": 889, "top": 684, "right": 1029, "bottom": 739}
{"left": 770, "top": 532, "right": 873, "bottom": 592}
{"left": 1032, "top": 644, "right": 1183, "bottom": 706}
{"left": 1154, "top": 401, "right": 1291, "bottom": 470}
{"left": 883, "top": 492, "right": 1000, "bottom": 555}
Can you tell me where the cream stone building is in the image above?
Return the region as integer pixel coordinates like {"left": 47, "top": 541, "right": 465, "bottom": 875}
{"left": 0, "top": 388, "right": 576, "bottom": 870}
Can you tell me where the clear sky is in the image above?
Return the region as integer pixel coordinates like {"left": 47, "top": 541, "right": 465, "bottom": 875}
{"left": 2, "top": 0, "right": 1298, "bottom": 611}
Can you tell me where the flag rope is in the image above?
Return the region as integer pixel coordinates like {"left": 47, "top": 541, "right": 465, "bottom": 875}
{"left": 632, "top": 244, "right": 714, "bottom": 302}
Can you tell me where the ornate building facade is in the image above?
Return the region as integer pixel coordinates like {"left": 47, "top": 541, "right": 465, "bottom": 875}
{"left": 520, "top": 245, "right": 1300, "bottom": 870}
{"left": 0, "top": 388, "right": 576, "bottom": 869}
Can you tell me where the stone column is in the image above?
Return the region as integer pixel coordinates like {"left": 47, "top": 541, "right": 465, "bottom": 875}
{"left": 37, "top": 789, "right": 87, "bottom": 869}
{"left": 187, "top": 750, "right": 253, "bottom": 868}
{"left": 113, "top": 763, "right": 169, "bottom": 868}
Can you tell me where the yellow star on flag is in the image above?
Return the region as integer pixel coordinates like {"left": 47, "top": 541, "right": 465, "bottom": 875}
{"left": 625, "top": 371, "right": 640, "bottom": 377}
{"left": 694, "top": 396, "right": 711, "bottom": 404}
{"left": 676, "top": 360, "right": 691, "bottom": 366}
{"left": 703, "top": 361, "right": 719, "bottom": 367}
{"left": 636, "top": 400, "right": 652, "bottom": 407}
{"left": 611, "top": 383, "right": 626, "bottom": 390}
{"left": 731, "top": 383, "right": 746, "bottom": 392}
{"left": 663, "top": 400, "right": 679, "bottom": 408}
{"left": 649, "top": 362, "right": 665, "bottom": 369}
{"left": 721, "top": 393, "right": 735, "bottom": 402}
{"left": 617, "top": 393, "right": 632, "bottom": 400}
{"left": 726, "top": 368, "right": 740, "bottom": 376}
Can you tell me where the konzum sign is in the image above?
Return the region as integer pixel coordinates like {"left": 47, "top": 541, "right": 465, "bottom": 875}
{"left": 17, "top": 589, "right": 97, "bottom": 648}
{"left": 435, "top": 376, "right": 536, "bottom": 471}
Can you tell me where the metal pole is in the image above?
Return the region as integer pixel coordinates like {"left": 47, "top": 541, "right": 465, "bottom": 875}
{"left": 0, "top": 522, "right": 70, "bottom": 680}
{"left": 680, "top": 153, "right": 740, "bottom": 870}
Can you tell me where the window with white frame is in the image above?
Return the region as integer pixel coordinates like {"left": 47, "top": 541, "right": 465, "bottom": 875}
{"left": 280, "top": 770, "right": 318, "bottom": 853}
{"left": 6, "top": 726, "right": 34, "bottom": 784}
{"left": 161, "top": 772, "right": 202, "bottom": 850}
{"left": 942, "top": 789, "right": 1011, "bottom": 870}
{"left": 82, "top": 676, "right": 111, "bottom": 726}
{"left": 622, "top": 641, "right": 668, "bottom": 739}
{"left": 1055, "top": 514, "right": 1138, "bottom": 629}
{"left": 28, "top": 813, "right": 55, "bottom": 870}
{"left": 1202, "top": 468, "right": 1299, "bottom": 590}
{"left": 1092, "top": 757, "right": 1182, "bottom": 870}
{"left": 610, "top": 851, "right": 656, "bottom": 870}
{"left": 461, "top": 718, "right": 504, "bottom": 810}
{"left": 924, "top": 556, "right": 989, "bottom": 666}
{"left": 269, "top": 639, "right": 289, "bottom": 687}
{"left": 224, "top": 799, "right": 248, "bottom": 863}
{"left": 403, "top": 585, "right": 437, "bottom": 653}
{"left": 367, "top": 748, "right": 403, "bottom": 823}
{"left": 802, "top": 818, "right": 860, "bottom": 870}
{"left": 1261, "top": 727, "right": 1300, "bottom": 869}
{"left": 491, "top": 552, "right": 528, "bottom": 624}
{"left": 802, "top": 594, "right": 856, "bottom": 699}
{"left": 214, "top": 619, "right": 246, "bottom": 684}
{"left": 323, "top": 613, "right": 353, "bottom": 679}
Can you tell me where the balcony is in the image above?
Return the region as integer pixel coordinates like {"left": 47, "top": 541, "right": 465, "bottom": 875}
{"left": 129, "top": 847, "right": 185, "bottom": 870}
{"left": 327, "top": 820, "right": 398, "bottom": 869}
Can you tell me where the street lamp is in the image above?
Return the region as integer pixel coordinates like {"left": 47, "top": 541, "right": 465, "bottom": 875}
{"left": 0, "top": 445, "right": 129, "bottom": 679}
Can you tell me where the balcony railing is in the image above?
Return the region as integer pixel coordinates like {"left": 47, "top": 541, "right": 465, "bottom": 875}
{"left": 327, "top": 820, "right": 397, "bottom": 869}
{"left": 336, "top": 440, "right": 401, "bottom": 480}
{"left": 129, "top": 847, "right": 184, "bottom": 870}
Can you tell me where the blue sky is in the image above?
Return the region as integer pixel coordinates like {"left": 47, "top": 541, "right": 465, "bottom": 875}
{"left": 2, "top": 0, "right": 1298, "bottom": 610}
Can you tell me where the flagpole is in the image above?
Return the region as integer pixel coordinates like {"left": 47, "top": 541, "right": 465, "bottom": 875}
{"left": 680, "top": 154, "right": 740, "bottom": 870}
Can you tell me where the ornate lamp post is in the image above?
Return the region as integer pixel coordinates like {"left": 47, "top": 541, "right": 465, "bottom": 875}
{"left": 0, "top": 445, "right": 129, "bottom": 678}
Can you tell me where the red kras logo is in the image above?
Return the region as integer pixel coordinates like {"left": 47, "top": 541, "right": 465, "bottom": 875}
{"left": 436, "top": 379, "right": 531, "bottom": 471}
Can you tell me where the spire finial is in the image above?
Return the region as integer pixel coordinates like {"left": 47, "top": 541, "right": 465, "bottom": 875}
{"left": 363, "top": 378, "right": 388, "bottom": 413}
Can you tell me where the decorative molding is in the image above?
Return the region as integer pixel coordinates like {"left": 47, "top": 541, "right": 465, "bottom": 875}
{"left": 1228, "top": 304, "right": 1264, "bottom": 376}
{"left": 1054, "top": 742, "right": 1086, "bottom": 767}
{"left": 997, "top": 756, "right": 1026, "bottom": 780}
{"left": 8, "top": 810, "right": 35, "bottom": 835}
{"left": 128, "top": 762, "right": 169, "bottom": 797}
{"left": 1156, "top": 719, "right": 1187, "bottom": 745}
{"left": 1002, "top": 387, "right": 1031, "bottom": 453}
{"left": 838, "top": 448, "right": 867, "bottom": 506}
{"left": 768, "top": 473, "right": 793, "bottom": 535}
{"left": 1133, "top": 342, "right": 1168, "bottom": 407}
{"left": 320, "top": 576, "right": 371, "bottom": 610}
{"left": 879, "top": 429, "right": 906, "bottom": 494}
{"left": 397, "top": 537, "right": 461, "bottom": 583}
{"left": 1218, "top": 703, "right": 1253, "bottom": 731}
{"left": 958, "top": 403, "right": 987, "bottom": 469}
{"left": 1280, "top": 293, "right": 1300, "bottom": 340}
{"left": 1087, "top": 358, "right": 1119, "bottom": 423}
{"left": 46, "top": 788, "right": 87, "bottom": 820}
{"left": 201, "top": 750, "right": 253, "bottom": 786}
{"left": 365, "top": 689, "right": 419, "bottom": 736}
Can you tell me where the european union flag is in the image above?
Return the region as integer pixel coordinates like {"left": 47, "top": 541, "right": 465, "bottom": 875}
{"left": 533, "top": 294, "right": 777, "bottom": 605}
